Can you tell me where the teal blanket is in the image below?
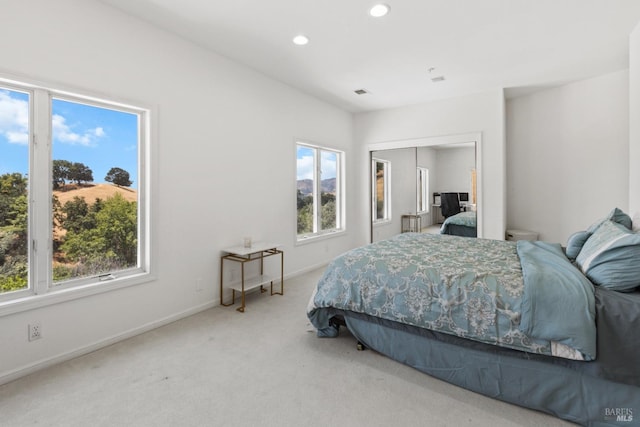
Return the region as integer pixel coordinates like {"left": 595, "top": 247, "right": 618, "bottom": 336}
{"left": 517, "top": 240, "right": 596, "bottom": 359}
{"left": 307, "top": 233, "right": 596, "bottom": 360}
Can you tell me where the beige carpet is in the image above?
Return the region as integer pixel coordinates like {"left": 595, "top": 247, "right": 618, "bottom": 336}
{"left": 0, "top": 268, "right": 572, "bottom": 426}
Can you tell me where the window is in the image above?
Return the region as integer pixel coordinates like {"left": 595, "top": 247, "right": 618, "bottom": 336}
{"left": 417, "top": 167, "right": 429, "bottom": 214}
{"left": 296, "top": 142, "right": 343, "bottom": 239}
{"left": 372, "top": 158, "right": 390, "bottom": 222}
{"left": 0, "top": 79, "right": 150, "bottom": 306}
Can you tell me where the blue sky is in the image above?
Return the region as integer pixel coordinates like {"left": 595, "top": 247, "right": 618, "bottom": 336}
{"left": 0, "top": 88, "right": 138, "bottom": 188}
{"left": 296, "top": 145, "right": 337, "bottom": 181}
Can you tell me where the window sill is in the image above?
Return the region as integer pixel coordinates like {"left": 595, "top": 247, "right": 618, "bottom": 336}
{"left": 0, "top": 272, "right": 155, "bottom": 318}
{"left": 295, "top": 229, "right": 346, "bottom": 246}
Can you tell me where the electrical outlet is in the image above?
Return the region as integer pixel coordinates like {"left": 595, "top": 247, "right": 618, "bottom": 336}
{"left": 28, "top": 322, "right": 42, "bottom": 341}
{"left": 196, "top": 278, "right": 203, "bottom": 292}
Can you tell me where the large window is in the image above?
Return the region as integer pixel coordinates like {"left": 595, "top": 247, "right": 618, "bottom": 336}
{"left": 417, "top": 167, "right": 429, "bottom": 214}
{"left": 0, "top": 80, "right": 150, "bottom": 305}
{"left": 372, "top": 158, "right": 390, "bottom": 222}
{"left": 296, "top": 142, "right": 343, "bottom": 240}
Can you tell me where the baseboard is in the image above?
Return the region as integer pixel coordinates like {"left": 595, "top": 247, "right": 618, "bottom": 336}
{"left": 284, "top": 262, "right": 328, "bottom": 280}
{"left": 0, "top": 301, "right": 216, "bottom": 386}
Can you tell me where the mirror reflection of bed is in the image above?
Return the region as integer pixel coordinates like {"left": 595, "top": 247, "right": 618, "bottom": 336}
{"left": 437, "top": 192, "right": 477, "bottom": 237}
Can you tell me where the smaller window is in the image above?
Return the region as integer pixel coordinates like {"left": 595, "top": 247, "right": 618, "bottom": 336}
{"left": 296, "top": 142, "right": 344, "bottom": 240}
{"left": 417, "top": 167, "right": 429, "bottom": 214}
{"left": 372, "top": 158, "right": 390, "bottom": 222}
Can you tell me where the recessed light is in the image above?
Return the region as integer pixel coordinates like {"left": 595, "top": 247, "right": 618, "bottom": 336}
{"left": 293, "top": 35, "right": 309, "bottom": 46}
{"left": 354, "top": 89, "right": 368, "bottom": 95}
{"left": 369, "top": 4, "right": 390, "bottom": 18}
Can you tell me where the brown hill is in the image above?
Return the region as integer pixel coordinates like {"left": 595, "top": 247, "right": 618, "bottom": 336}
{"left": 54, "top": 183, "right": 137, "bottom": 206}
{"left": 296, "top": 178, "right": 336, "bottom": 196}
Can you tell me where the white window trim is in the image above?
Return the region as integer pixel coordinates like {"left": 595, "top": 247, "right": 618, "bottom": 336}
{"left": 295, "top": 141, "right": 345, "bottom": 243}
{"left": 417, "top": 167, "right": 430, "bottom": 214}
{"left": 0, "top": 75, "right": 156, "bottom": 317}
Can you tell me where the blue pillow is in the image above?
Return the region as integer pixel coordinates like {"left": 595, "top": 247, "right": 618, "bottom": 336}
{"left": 587, "top": 207, "right": 632, "bottom": 233}
{"left": 576, "top": 220, "right": 640, "bottom": 291}
{"left": 565, "top": 230, "right": 590, "bottom": 261}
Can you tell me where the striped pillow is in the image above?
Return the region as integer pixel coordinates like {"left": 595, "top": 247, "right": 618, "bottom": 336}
{"left": 576, "top": 220, "right": 640, "bottom": 291}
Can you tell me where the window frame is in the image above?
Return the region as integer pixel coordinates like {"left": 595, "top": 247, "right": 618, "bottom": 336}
{"left": 0, "top": 76, "right": 154, "bottom": 316}
{"left": 372, "top": 158, "right": 391, "bottom": 224}
{"left": 416, "top": 167, "right": 430, "bottom": 214}
{"left": 295, "top": 141, "right": 345, "bottom": 243}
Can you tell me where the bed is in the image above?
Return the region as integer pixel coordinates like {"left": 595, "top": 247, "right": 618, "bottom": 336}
{"left": 307, "top": 209, "right": 640, "bottom": 426}
{"left": 440, "top": 210, "right": 477, "bottom": 237}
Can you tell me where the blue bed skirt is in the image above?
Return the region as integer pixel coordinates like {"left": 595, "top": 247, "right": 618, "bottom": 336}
{"left": 340, "top": 311, "right": 639, "bottom": 427}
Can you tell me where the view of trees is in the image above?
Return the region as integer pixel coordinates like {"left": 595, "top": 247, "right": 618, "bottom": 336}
{"left": 0, "top": 162, "right": 136, "bottom": 293}
{"left": 296, "top": 189, "right": 336, "bottom": 234}
{"left": 0, "top": 173, "right": 28, "bottom": 292}
{"left": 53, "top": 160, "right": 94, "bottom": 188}
{"left": 105, "top": 167, "right": 133, "bottom": 187}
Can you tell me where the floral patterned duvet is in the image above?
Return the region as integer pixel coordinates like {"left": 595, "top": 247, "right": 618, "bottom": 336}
{"left": 307, "top": 232, "right": 596, "bottom": 360}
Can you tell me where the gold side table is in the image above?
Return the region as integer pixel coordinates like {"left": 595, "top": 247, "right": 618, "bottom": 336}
{"left": 220, "top": 242, "right": 284, "bottom": 313}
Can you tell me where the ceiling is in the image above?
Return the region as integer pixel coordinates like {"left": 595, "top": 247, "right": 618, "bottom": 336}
{"left": 100, "top": 0, "right": 640, "bottom": 113}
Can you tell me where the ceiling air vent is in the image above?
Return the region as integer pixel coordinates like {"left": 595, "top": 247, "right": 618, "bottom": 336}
{"left": 354, "top": 89, "right": 368, "bottom": 95}
{"left": 427, "top": 67, "right": 445, "bottom": 83}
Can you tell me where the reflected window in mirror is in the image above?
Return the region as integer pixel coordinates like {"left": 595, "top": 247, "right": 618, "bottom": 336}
{"left": 372, "top": 158, "right": 391, "bottom": 223}
{"left": 417, "top": 167, "right": 429, "bottom": 214}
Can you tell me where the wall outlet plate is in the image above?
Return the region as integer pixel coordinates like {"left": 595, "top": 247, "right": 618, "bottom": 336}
{"left": 29, "top": 322, "right": 42, "bottom": 341}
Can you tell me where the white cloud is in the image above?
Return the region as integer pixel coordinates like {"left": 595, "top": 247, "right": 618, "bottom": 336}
{"left": 52, "top": 114, "right": 106, "bottom": 146}
{"left": 1, "top": 90, "right": 108, "bottom": 149}
{"left": 0, "top": 90, "right": 29, "bottom": 145}
{"left": 320, "top": 151, "right": 337, "bottom": 179}
{"left": 297, "top": 154, "right": 314, "bottom": 180}
{"left": 297, "top": 151, "right": 337, "bottom": 180}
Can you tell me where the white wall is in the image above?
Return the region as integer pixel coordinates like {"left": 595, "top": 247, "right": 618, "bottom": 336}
{"left": 630, "top": 23, "right": 640, "bottom": 214}
{"left": 354, "top": 90, "right": 506, "bottom": 242}
{"left": 506, "top": 70, "right": 629, "bottom": 243}
{"left": 0, "top": 0, "right": 355, "bottom": 383}
{"left": 434, "top": 147, "right": 476, "bottom": 196}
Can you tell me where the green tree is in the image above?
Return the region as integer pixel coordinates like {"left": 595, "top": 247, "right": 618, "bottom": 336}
{"left": 105, "top": 167, "right": 133, "bottom": 187}
{"left": 0, "top": 173, "right": 28, "bottom": 293}
{"left": 321, "top": 199, "right": 336, "bottom": 230}
{"left": 0, "top": 173, "right": 28, "bottom": 226}
{"left": 52, "top": 160, "right": 93, "bottom": 186}
{"left": 60, "top": 196, "right": 95, "bottom": 234}
{"left": 52, "top": 160, "right": 72, "bottom": 188}
{"left": 61, "top": 193, "right": 137, "bottom": 268}
{"left": 297, "top": 204, "right": 313, "bottom": 234}
{"left": 296, "top": 190, "right": 314, "bottom": 234}
{"left": 68, "top": 162, "right": 93, "bottom": 184}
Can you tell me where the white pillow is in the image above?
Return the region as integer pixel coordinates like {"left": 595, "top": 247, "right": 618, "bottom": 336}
{"left": 633, "top": 211, "right": 640, "bottom": 233}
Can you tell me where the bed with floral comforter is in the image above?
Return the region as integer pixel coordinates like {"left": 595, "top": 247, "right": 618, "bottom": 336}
{"left": 306, "top": 223, "right": 640, "bottom": 426}
{"left": 308, "top": 232, "right": 596, "bottom": 360}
